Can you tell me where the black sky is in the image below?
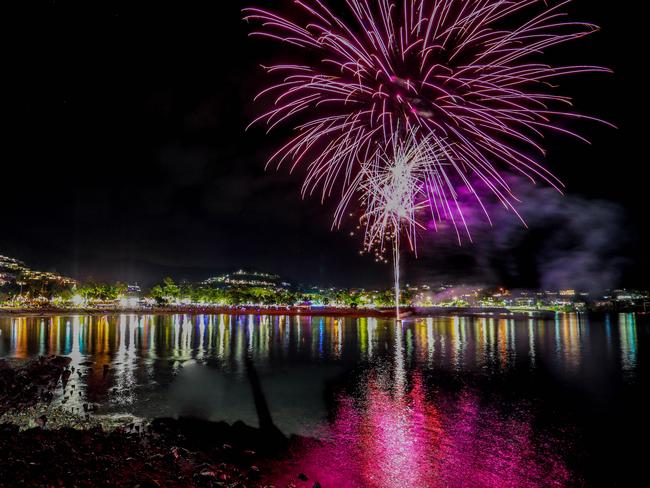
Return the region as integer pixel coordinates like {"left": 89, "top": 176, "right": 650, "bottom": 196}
{"left": 2, "top": 1, "right": 647, "bottom": 289}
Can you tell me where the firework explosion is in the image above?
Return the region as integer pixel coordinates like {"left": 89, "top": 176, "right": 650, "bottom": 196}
{"left": 355, "top": 129, "right": 444, "bottom": 258}
{"left": 353, "top": 128, "right": 447, "bottom": 313}
{"left": 244, "top": 0, "right": 610, "bottom": 312}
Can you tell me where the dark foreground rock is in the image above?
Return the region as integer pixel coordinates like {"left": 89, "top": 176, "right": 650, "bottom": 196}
{"left": 0, "top": 417, "right": 283, "bottom": 488}
{"left": 0, "top": 360, "right": 321, "bottom": 488}
{"left": 0, "top": 356, "right": 71, "bottom": 416}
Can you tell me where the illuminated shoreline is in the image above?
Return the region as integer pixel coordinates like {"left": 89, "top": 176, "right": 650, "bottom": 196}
{"left": 0, "top": 304, "right": 564, "bottom": 319}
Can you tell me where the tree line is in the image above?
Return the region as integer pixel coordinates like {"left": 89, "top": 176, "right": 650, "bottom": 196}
{"left": 1, "top": 276, "right": 413, "bottom": 308}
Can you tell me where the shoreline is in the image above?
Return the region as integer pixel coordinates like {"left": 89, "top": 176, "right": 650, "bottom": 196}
{"left": 0, "top": 305, "right": 559, "bottom": 319}
{"left": 0, "top": 356, "right": 315, "bottom": 487}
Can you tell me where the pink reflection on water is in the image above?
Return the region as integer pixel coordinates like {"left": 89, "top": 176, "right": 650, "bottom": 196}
{"left": 265, "top": 373, "right": 571, "bottom": 488}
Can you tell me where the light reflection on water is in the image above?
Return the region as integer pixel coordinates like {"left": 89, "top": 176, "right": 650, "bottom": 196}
{"left": 0, "top": 313, "right": 643, "bottom": 487}
{"left": 271, "top": 372, "right": 571, "bottom": 487}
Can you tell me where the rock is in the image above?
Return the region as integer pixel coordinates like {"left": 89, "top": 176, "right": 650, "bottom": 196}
{"left": 199, "top": 468, "right": 217, "bottom": 478}
{"left": 170, "top": 446, "right": 190, "bottom": 460}
{"left": 0, "top": 356, "right": 71, "bottom": 416}
{"left": 50, "top": 356, "right": 72, "bottom": 368}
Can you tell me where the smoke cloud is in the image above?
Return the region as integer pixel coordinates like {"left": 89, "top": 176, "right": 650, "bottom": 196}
{"left": 409, "top": 180, "right": 630, "bottom": 292}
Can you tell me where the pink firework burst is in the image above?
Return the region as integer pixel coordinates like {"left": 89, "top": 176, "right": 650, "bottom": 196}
{"left": 243, "top": 0, "right": 611, "bottom": 249}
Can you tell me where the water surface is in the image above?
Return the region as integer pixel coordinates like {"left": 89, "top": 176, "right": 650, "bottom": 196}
{"left": 0, "top": 313, "right": 645, "bottom": 487}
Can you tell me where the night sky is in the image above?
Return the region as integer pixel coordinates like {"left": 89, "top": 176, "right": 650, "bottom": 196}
{"left": 2, "top": 1, "right": 647, "bottom": 289}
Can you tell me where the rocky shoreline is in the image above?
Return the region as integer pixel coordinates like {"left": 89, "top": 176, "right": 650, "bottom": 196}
{"left": 0, "top": 355, "right": 72, "bottom": 417}
{"left": 0, "top": 357, "right": 321, "bottom": 488}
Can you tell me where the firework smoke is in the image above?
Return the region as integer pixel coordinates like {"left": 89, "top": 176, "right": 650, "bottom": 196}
{"left": 244, "top": 0, "right": 610, "bottom": 312}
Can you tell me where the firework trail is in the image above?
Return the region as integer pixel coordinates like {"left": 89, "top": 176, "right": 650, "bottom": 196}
{"left": 244, "top": 0, "right": 610, "bottom": 311}
{"left": 353, "top": 129, "right": 447, "bottom": 313}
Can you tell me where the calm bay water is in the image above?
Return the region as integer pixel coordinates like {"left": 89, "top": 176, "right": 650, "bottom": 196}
{"left": 0, "top": 313, "right": 646, "bottom": 487}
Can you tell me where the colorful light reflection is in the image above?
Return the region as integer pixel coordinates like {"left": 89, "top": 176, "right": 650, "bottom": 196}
{"left": 266, "top": 370, "right": 571, "bottom": 487}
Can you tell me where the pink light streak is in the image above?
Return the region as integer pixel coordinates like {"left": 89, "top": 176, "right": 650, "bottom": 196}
{"left": 244, "top": 0, "right": 611, "bottom": 253}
